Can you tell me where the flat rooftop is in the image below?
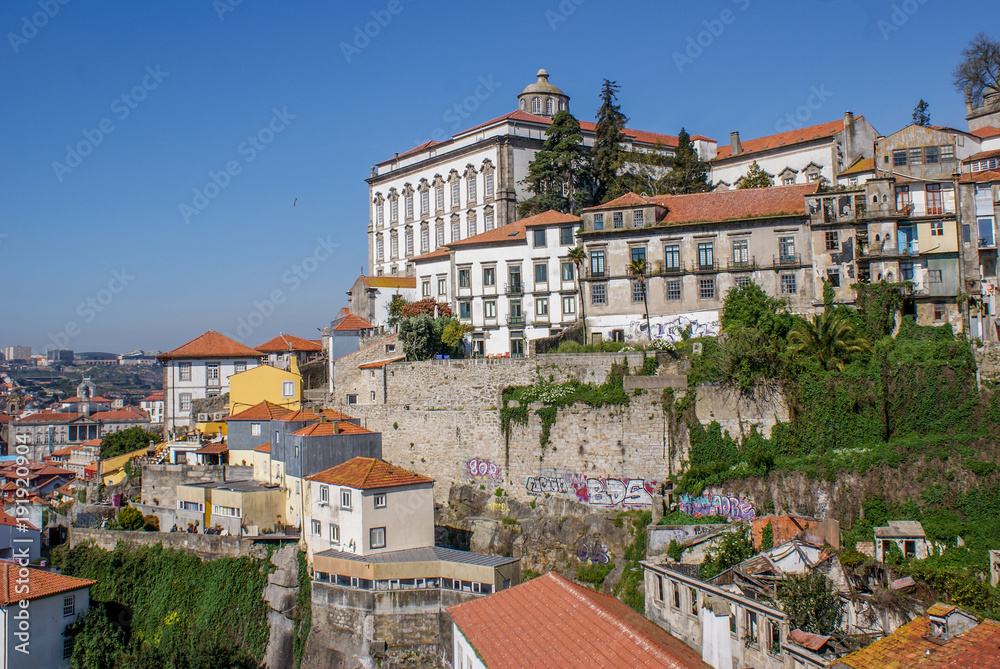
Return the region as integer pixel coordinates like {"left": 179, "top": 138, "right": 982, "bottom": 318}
{"left": 314, "top": 545, "right": 518, "bottom": 568}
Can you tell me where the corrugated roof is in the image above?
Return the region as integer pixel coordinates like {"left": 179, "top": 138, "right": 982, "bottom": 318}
{"left": 314, "top": 545, "right": 518, "bottom": 567}
{"left": 306, "top": 457, "right": 433, "bottom": 489}
{"left": 158, "top": 331, "right": 260, "bottom": 360}
{"left": 447, "top": 572, "right": 712, "bottom": 669}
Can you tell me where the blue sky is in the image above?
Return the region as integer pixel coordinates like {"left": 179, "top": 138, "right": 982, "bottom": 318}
{"left": 1, "top": 0, "right": 996, "bottom": 354}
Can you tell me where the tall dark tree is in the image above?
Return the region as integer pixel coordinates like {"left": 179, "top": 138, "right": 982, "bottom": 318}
{"left": 519, "top": 111, "right": 589, "bottom": 216}
{"left": 912, "top": 99, "right": 931, "bottom": 127}
{"left": 953, "top": 32, "right": 1000, "bottom": 111}
{"left": 593, "top": 79, "right": 628, "bottom": 203}
{"left": 663, "top": 128, "right": 711, "bottom": 195}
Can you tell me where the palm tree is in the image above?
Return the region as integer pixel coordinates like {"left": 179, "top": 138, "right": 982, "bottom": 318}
{"left": 787, "top": 311, "right": 871, "bottom": 371}
{"left": 568, "top": 245, "right": 587, "bottom": 327}
{"left": 627, "top": 257, "right": 652, "bottom": 341}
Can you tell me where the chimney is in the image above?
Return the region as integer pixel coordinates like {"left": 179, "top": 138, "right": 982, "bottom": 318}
{"left": 844, "top": 110, "right": 854, "bottom": 128}
{"left": 333, "top": 422, "right": 339, "bottom": 435}
{"left": 730, "top": 131, "right": 742, "bottom": 156}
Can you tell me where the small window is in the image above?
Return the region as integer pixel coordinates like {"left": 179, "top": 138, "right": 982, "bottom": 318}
{"left": 179, "top": 393, "right": 192, "bottom": 412}
{"left": 467, "top": 177, "right": 477, "bottom": 203}
{"left": 735, "top": 275, "right": 751, "bottom": 288}
{"left": 484, "top": 212, "right": 495, "bottom": 230}
{"left": 666, "top": 280, "right": 681, "bottom": 301}
{"left": 593, "top": 213, "right": 604, "bottom": 230}
{"left": 533, "top": 229, "right": 546, "bottom": 247}
{"left": 656, "top": 575, "right": 664, "bottom": 602}
{"left": 924, "top": 145, "right": 940, "bottom": 164}
{"left": 591, "top": 283, "right": 607, "bottom": 305}
{"left": 436, "top": 186, "right": 444, "bottom": 210}
{"left": 376, "top": 202, "right": 384, "bottom": 226}
{"left": 909, "top": 147, "right": 923, "bottom": 166}
{"left": 769, "top": 620, "right": 781, "bottom": 654}
{"left": 251, "top": 422, "right": 261, "bottom": 437}
{"left": 665, "top": 244, "right": 680, "bottom": 269}
{"left": 534, "top": 263, "right": 548, "bottom": 285}
{"left": 781, "top": 274, "right": 797, "bottom": 294}
{"left": 341, "top": 490, "right": 352, "bottom": 509}
{"left": 374, "top": 493, "right": 387, "bottom": 508}
{"left": 746, "top": 610, "right": 759, "bottom": 647}
{"left": 451, "top": 182, "right": 460, "bottom": 206}
{"left": 422, "top": 281, "right": 431, "bottom": 297}
{"left": 483, "top": 267, "right": 496, "bottom": 286}
{"left": 927, "top": 269, "right": 943, "bottom": 283}
{"left": 730, "top": 609, "right": 738, "bottom": 636}
{"left": 930, "top": 220, "right": 944, "bottom": 237}
{"left": 385, "top": 344, "right": 396, "bottom": 353}
{"left": 178, "top": 362, "right": 192, "bottom": 381}
{"left": 689, "top": 586, "right": 698, "bottom": 616}
{"left": 560, "top": 226, "right": 574, "bottom": 245}
{"left": 370, "top": 390, "right": 376, "bottom": 401}
{"left": 63, "top": 595, "right": 75, "bottom": 617}
{"left": 320, "top": 485, "right": 329, "bottom": 503}
{"left": 436, "top": 224, "right": 445, "bottom": 247}
{"left": 459, "top": 301, "right": 471, "bottom": 320}
{"left": 311, "top": 519, "right": 321, "bottom": 535}
{"left": 451, "top": 220, "right": 461, "bottom": 242}
{"left": 545, "top": 98, "right": 553, "bottom": 115}
{"left": 561, "top": 262, "right": 574, "bottom": 282}
{"left": 329, "top": 524, "right": 340, "bottom": 542}
{"left": 699, "top": 278, "right": 715, "bottom": 300}
{"left": 390, "top": 198, "right": 398, "bottom": 221}
{"left": 671, "top": 581, "right": 681, "bottom": 609}
{"left": 420, "top": 226, "right": 429, "bottom": 251}
{"left": 631, "top": 280, "right": 645, "bottom": 303}
{"left": 934, "top": 303, "right": 945, "bottom": 320}
{"left": 825, "top": 230, "right": 839, "bottom": 251}
{"left": 531, "top": 97, "right": 540, "bottom": 114}
{"left": 64, "top": 636, "right": 74, "bottom": 659}
{"left": 370, "top": 526, "right": 386, "bottom": 549}
{"left": 404, "top": 194, "right": 413, "bottom": 219}
{"left": 941, "top": 145, "right": 955, "bottom": 163}
{"left": 892, "top": 149, "right": 907, "bottom": 166}
{"left": 235, "top": 361, "right": 247, "bottom": 374}
{"left": 612, "top": 212, "right": 624, "bottom": 228}
{"left": 438, "top": 278, "right": 446, "bottom": 295}
{"left": 458, "top": 268, "right": 471, "bottom": 288}
{"left": 484, "top": 300, "right": 497, "bottom": 319}
{"left": 562, "top": 295, "right": 575, "bottom": 314}
{"left": 633, "top": 210, "right": 645, "bottom": 227}
{"left": 826, "top": 269, "right": 841, "bottom": 288}
{"left": 346, "top": 394, "right": 358, "bottom": 405}
{"left": 282, "top": 381, "right": 294, "bottom": 398}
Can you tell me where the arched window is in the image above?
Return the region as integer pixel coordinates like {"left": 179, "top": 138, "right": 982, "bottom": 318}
{"left": 520, "top": 99, "right": 527, "bottom": 111}
{"left": 558, "top": 100, "right": 565, "bottom": 111}
{"left": 545, "top": 98, "right": 553, "bottom": 115}
{"left": 532, "top": 97, "right": 540, "bottom": 114}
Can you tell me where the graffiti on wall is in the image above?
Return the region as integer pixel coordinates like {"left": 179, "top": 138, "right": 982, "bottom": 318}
{"left": 488, "top": 498, "right": 510, "bottom": 516}
{"left": 464, "top": 457, "right": 502, "bottom": 483}
{"left": 524, "top": 471, "right": 658, "bottom": 508}
{"left": 525, "top": 476, "right": 568, "bottom": 494}
{"left": 577, "top": 541, "right": 611, "bottom": 564}
{"left": 678, "top": 493, "right": 756, "bottom": 521}
{"left": 628, "top": 313, "right": 720, "bottom": 343}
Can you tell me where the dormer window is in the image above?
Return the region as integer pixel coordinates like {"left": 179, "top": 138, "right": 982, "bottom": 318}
{"left": 633, "top": 210, "right": 644, "bottom": 227}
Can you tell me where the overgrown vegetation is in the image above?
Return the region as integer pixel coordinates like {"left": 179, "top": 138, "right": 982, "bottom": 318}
{"left": 55, "top": 542, "right": 272, "bottom": 668}
{"left": 777, "top": 571, "right": 843, "bottom": 635}
{"left": 699, "top": 527, "right": 755, "bottom": 580}
{"left": 100, "top": 427, "right": 161, "bottom": 459}
{"left": 576, "top": 561, "right": 615, "bottom": 587}
{"left": 613, "top": 511, "right": 651, "bottom": 613}
{"left": 292, "top": 550, "right": 311, "bottom": 668}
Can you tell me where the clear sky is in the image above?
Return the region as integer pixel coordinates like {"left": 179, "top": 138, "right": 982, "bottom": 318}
{"left": 1, "top": 0, "right": 996, "bottom": 354}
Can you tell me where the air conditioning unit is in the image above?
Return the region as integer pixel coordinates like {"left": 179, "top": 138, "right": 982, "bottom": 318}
{"left": 197, "top": 413, "right": 208, "bottom": 422}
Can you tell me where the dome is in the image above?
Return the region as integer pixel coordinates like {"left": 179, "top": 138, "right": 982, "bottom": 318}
{"left": 517, "top": 69, "right": 570, "bottom": 118}
{"left": 520, "top": 69, "right": 565, "bottom": 95}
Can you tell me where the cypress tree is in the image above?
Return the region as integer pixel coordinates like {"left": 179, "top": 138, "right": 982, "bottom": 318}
{"left": 593, "top": 79, "right": 628, "bottom": 203}
{"left": 664, "top": 128, "right": 711, "bottom": 195}
{"left": 519, "top": 110, "right": 589, "bottom": 215}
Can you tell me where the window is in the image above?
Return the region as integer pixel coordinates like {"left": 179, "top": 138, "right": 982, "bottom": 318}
{"left": 732, "top": 239, "right": 749, "bottom": 265}
{"left": 484, "top": 172, "right": 494, "bottom": 197}
{"left": 404, "top": 194, "right": 413, "bottom": 218}
{"left": 280, "top": 381, "right": 295, "bottom": 398}
{"left": 329, "top": 524, "right": 340, "bottom": 542}
{"left": 451, "top": 182, "right": 460, "bottom": 206}
{"left": 436, "top": 224, "right": 445, "bottom": 247}
{"left": 666, "top": 280, "right": 681, "bottom": 300}
{"left": 435, "top": 186, "right": 444, "bottom": 210}
{"left": 386, "top": 343, "right": 396, "bottom": 353}
{"left": 311, "top": 519, "right": 321, "bottom": 535}
{"left": 746, "top": 610, "right": 759, "bottom": 647}
{"left": 593, "top": 213, "right": 604, "bottom": 230}
{"left": 562, "top": 295, "right": 575, "bottom": 314}
{"left": 699, "top": 278, "right": 715, "bottom": 300}
{"left": 631, "top": 247, "right": 646, "bottom": 263}
{"left": 179, "top": 393, "right": 191, "bottom": 412}
{"left": 420, "top": 190, "right": 429, "bottom": 214}
{"left": 484, "top": 300, "right": 497, "bottom": 319}
{"left": 376, "top": 202, "right": 384, "bottom": 226}
{"left": 452, "top": 220, "right": 461, "bottom": 242}
{"left": 458, "top": 268, "right": 471, "bottom": 288}
{"left": 370, "top": 526, "right": 386, "bottom": 549}
{"left": 483, "top": 267, "right": 496, "bottom": 286}
{"left": 927, "top": 269, "right": 943, "bottom": 283}
{"left": 781, "top": 273, "right": 797, "bottom": 294}
{"left": 561, "top": 262, "right": 574, "bottom": 282}
{"left": 275, "top": 430, "right": 280, "bottom": 444}
{"left": 459, "top": 301, "right": 471, "bottom": 319}
{"left": 421, "top": 281, "right": 431, "bottom": 297}
{"left": 468, "top": 177, "right": 477, "bottom": 202}
{"left": 665, "top": 244, "right": 680, "bottom": 270}
{"left": 633, "top": 210, "right": 644, "bottom": 227}
{"left": 212, "top": 505, "right": 240, "bottom": 517}
{"left": 531, "top": 97, "right": 540, "bottom": 114}
{"left": 941, "top": 145, "right": 955, "bottom": 163}
{"left": 467, "top": 215, "right": 477, "bottom": 238}
{"left": 896, "top": 185, "right": 911, "bottom": 209}
{"left": 376, "top": 235, "right": 384, "bottom": 260}
{"left": 908, "top": 147, "right": 923, "bottom": 166}
{"left": 404, "top": 228, "right": 414, "bottom": 255}
{"left": 533, "top": 229, "right": 546, "bottom": 247}
{"left": 730, "top": 609, "right": 738, "bottom": 636}
{"left": 926, "top": 183, "right": 943, "bottom": 215}
{"left": 934, "top": 303, "right": 945, "bottom": 320}
{"left": 892, "top": 149, "right": 907, "bottom": 166}
{"left": 769, "top": 620, "right": 781, "bottom": 655}
{"left": 484, "top": 211, "right": 494, "bottom": 230}
{"left": 64, "top": 636, "right": 74, "bottom": 660}
{"left": 924, "top": 145, "right": 940, "bottom": 164}
{"left": 656, "top": 575, "right": 664, "bottom": 602}
{"left": 545, "top": 98, "right": 553, "bottom": 115}
{"left": 390, "top": 198, "right": 398, "bottom": 221}
{"left": 930, "top": 220, "right": 944, "bottom": 237}
{"left": 631, "top": 280, "right": 645, "bottom": 303}
{"left": 421, "top": 226, "right": 429, "bottom": 251}
{"left": 782, "top": 175, "right": 795, "bottom": 185}
{"left": 390, "top": 233, "right": 398, "bottom": 258}
{"left": 698, "top": 242, "right": 714, "bottom": 268}
{"left": 779, "top": 236, "right": 795, "bottom": 260}
{"left": 63, "top": 595, "right": 75, "bottom": 617}
{"left": 825, "top": 230, "right": 839, "bottom": 251}
{"left": 612, "top": 212, "right": 624, "bottom": 228}
{"left": 826, "top": 269, "right": 841, "bottom": 287}
{"left": 235, "top": 361, "right": 247, "bottom": 374}
{"left": 320, "top": 485, "right": 329, "bottom": 503}
{"left": 900, "top": 261, "right": 914, "bottom": 281}
{"left": 735, "top": 275, "right": 751, "bottom": 288}
{"left": 341, "top": 490, "right": 352, "bottom": 509}
{"left": 671, "top": 581, "right": 681, "bottom": 609}
{"left": 206, "top": 363, "right": 220, "bottom": 385}
{"left": 534, "top": 263, "right": 548, "bottom": 284}
{"left": 590, "top": 250, "right": 605, "bottom": 276}
{"left": 535, "top": 298, "right": 549, "bottom": 317}
{"left": 250, "top": 422, "right": 261, "bottom": 436}
{"left": 374, "top": 493, "right": 386, "bottom": 508}
{"left": 346, "top": 393, "right": 357, "bottom": 405}
{"left": 438, "top": 278, "right": 446, "bottom": 295}
{"left": 689, "top": 587, "right": 698, "bottom": 616}
{"left": 591, "top": 283, "right": 607, "bottom": 305}
{"left": 370, "top": 390, "right": 376, "bottom": 401}
{"left": 178, "top": 362, "right": 191, "bottom": 381}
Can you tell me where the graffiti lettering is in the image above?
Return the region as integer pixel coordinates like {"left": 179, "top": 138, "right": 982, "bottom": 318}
{"left": 678, "top": 493, "right": 756, "bottom": 521}
{"left": 464, "top": 457, "right": 502, "bottom": 483}
{"left": 577, "top": 542, "right": 611, "bottom": 564}
{"left": 629, "top": 313, "right": 720, "bottom": 343}
{"left": 488, "top": 498, "right": 509, "bottom": 516}
{"left": 581, "top": 478, "right": 655, "bottom": 508}
{"left": 525, "top": 476, "right": 568, "bottom": 494}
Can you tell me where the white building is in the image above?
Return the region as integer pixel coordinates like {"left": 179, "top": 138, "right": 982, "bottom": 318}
{"left": 367, "top": 69, "right": 703, "bottom": 278}
{"left": 0, "top": 564, "right": 95, "bottom": 669}
{"left": 139, "top": 391, "right": 164, "bottom": 426}
{"left": 709, "top": 113, "right": 879, "bottom": 189}
{"left": 411, "top": 209, "right": 582, "bottom": 356}
{"left": 157, "top": 331, "right": 260, "bottom": 435}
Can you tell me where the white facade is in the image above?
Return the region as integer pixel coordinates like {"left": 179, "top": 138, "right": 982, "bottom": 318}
{"left": 140, "top": 397, "right": 164, "bottom": 425}
{"left": 162, "top": 357, "right": 257, "bottom": 434}
{"left": 452, "top": 625, "right": 486, "bottom": 669}
{"left": 1, "top": 585, "right": 91, "bottom": 669}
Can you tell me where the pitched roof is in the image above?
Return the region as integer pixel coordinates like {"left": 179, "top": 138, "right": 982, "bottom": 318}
{"left": 447, "top": 572, "right": 711, "bottom": 669}
{"left": 839, "top": 156, "right": 876, "bottom": 176}
{"left": 714, "top": 117, "right": 860, "bottom": 160}
{"left": 0, "top": 564, "right": 95, "bottom": 604}
{"left": 0, "top": 508, "right": 38, "bottom": 531}
{"left": 13, "top": 411, "right": 74, "bottom": 424}
{"left": 89, "top": 408, "right": 149, "bottom": 422}
{"left": 306, "top": 457, "right": 432, "bottom": 489}
{"left": 272, "top": 408, "right": 354, "bottom": 423}
{"left": 158, "top": 331, "right": 260, "bottom": 361}
{"left": 255, "top": 334, "right": 323, "bottom": 353}
{"left": 360, "top": 276, "right": 417, "bottom": 289}
{"left": 193, "top": 442, "right": 229, "bottom": 455}
{"left": 835, "top": 616, "right": 1000, "bottom": 668}
{"left": 333, "top": 313, "right": 374, "bottom": 331}
{"left": 141, "top": 391, "right": 163, "bottom": 402}
{"left": 62, "top": 396, "right": 112, "bottom": 404}
{"left": 969, "top": 126, "right": 1000, "bottom": 139}
{"left": 227, "top": 401, "right": 294, "bottom": 422}
{"left": 959, "top": 169, "right": 1000, "bottom": 183}
{"left": 252, "top": 443, "right": 271, "bottom": 453}
{"left": 586, "top": 192, "right": 662, "bottom": 210}
{"left": 410, "top": 247, "right": 451, "bottom": 263}
{"left": 963, "top": 148, "right": 1000, "bottom": 163}
{"left": 358, "top": 356, "right": 406, "bottom": 370}
{"left": 292, "top": 421, "right": 373, "bottom": 437}
{"left": 446, "top": 210, "right": 580, "bottom": 249}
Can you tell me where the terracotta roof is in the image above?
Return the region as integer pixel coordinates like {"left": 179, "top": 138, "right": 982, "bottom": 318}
{"left": 13, "top": 412, "right": 74, "bottom": 424}
{"left": 333, "top": 313, "right": 374, "bottom": 331}
{"left": 447, "top": 572, "right": 711, "bottom": 669}
{"left": 255, "top": 334, "right": 323, "bottom": 353}
{"left": 836, "top": 616, "right": 1000, "bottom": 668}
{"left": 969, "top": 126, "right": 1000, "bottom": 139}
{"left": 62, "top": 396, "right": 112, "bottom": 404}
{"left": 273, "top": 408, "right": 353, "bottom": 423}
{"left": 446, "top": 210, "right": 580, "bottom": 248}
{"left": 252, "top": 443, "right": 271, "bottom": 453}
{"left": 959, "top": 169, "right": 1000, "bottom": 183}
{"left": 787, "top": 629, "right": 829, "bottom": 652}
{"left": 0, "top": 508, "right": 38, "bottom": 531}
{"left": 714, "top": 117, "right": 860, "bottom": 160}
{"left": 411, "top": 247, "right": 451, "bottom": 263}
{"left": 361, "top": 276, "right": 417, "bottom": 289}
{"left": 141, "top": 392, "right": 163, "bottom": 402}
{"left": 839, "top": 156, "right": 876, "bottom": 176}
{"left": 158, "top": 331, "right": 261, "bottom": 360}
{"left": 306, "top": 457, "right": 432, "bottom": 489}
{"left": 0, "top": 564, "right": 95, "bottom": 605}
{"left": 193, "top": 442, "right": 228, "bottom": 455}
{"left": 89, "top": 408, "right": 149, "bottom": 422}
{"left": 292, "top": 421, "right": 373, "bottom": 437}
{"left": 585, "top": 192, "right": 663, "bottom": 210}
{"left": 81, "top": 438, "right": 102, "bottom": 447}
{"left": 963, "top": 148, "right": 1000, "bottom": 163}
{"left": 227, "top": 401, "right": 294, "bottom": 422}
{"left": 358, "top": 356, "right": 405, "bottom": 370}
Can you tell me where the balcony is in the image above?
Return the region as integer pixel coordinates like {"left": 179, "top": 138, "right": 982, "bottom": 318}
{"left": 772, "top": 254, "right": 802, "bottom": 268}
{"left": 658, "top": 262, "right": 685, "bottom": 276}
{"left": 979, "top": 237, "right": 997, "bottom": 250}
{"left": 856, "top": 244, "right": 920, "bottom": 261}
{"left": 693, "top": 260, "right": 719, "bottom": 273}
{"left": 727, "top": 257, "right": 756, "bottom": 271}
{"left": 504, "top": 282, "right": 523, "bottom": 296}
{"left": 507, "top": 315, "right": 524, "bottom": 326}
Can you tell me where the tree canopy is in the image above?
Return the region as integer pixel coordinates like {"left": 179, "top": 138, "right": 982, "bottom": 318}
{"left": 593, "top": 79, "right": 628, "bottom": 203}
{"left": 399, "top": 314, "right": 466, "bottom": 360}
{"left": 737, "top": 161, "right": 774, "bottom": 189}
{"left": 787, "top": 310, "right": 872, "bottom": 372}
{"left": 912, "top": 99, "right": 931, "bottom": 127}
{"left": 778, "top": 571, "right": 844, "bottom": 635}
{"left": 953, "top": 32, "right": 1000, "bottom": 109}
{"left": 100, "top": 427, "right": 160, "bottom": 460}
{"left": 519, "top": 110, "right": 590, "bottom": 216}
{"left": 663, "top": 128, "right": 711, "bottom": 195}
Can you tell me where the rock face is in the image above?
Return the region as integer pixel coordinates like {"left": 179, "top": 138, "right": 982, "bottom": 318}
{"left": 262, "top": 545, "right": 299, "bottom": 669}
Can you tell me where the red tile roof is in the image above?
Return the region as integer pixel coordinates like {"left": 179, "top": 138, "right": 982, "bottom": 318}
{"left": 333, "top": 313, "right": 374, "bottom": 331}
{"left": 193, "top": 442, "right": 229, "bottom": 455}
{"left": 141, "top": 392, "right": 163, "bottom": 402}
{"left": 274, "top": 408, "right": 354, "bottom": 423}
{"left": 447, "top": 572, "right": 711, "bottom": 669}
{"left": 252, "top": 443, "right": 271, "bottom": 453}
{"left": 963, "top": 148, "right": 1000, "bottom": 163}
{"left": 0, "top": 564, "right": 95, "bottom": 605}
{"left": 89, "top": 408, "right": 149, "bottom": 422}
{"left": 411, "top": 247, "right": 451, "bottom": 263}
{"left": 969, "top": 126, "right": 1000, "bottom": 139}
{"left": 306, "top": 457, "right": 432, "bottom": 489}
{"left": 714, "top": 117, "right": 860, "bottom": 160}
{"left": 255, "top": 334, "right": 323, "bottom": 353}
{"left": 586, "top": 192, "right": 663, "bottom": 210}
{"left": 446, "top": 210, "right": 580, "bottom": 249}
{"left": 358, "top": 356, "right": 405, "bottom": 370}
{"left": 836, "top": 615, "right": 1000, "bottom": 668}
{"left": 62, "top": 396, "right": 112, "bottom": 404}
{"left": 292, "top": 421, "right": 373, "bottom": 437}
{"left": 0, "top": 508, "right": 38, "bottom": 531}
{"left": 13, "top": 412, "right": 74, "bottom": 424}
{"left": 158, "top": 331, "right": 261, "bottom": 361}
{"left": 227, "top": 401, "right": 294, "bottom": 422}
{"left": 361, "top": 276, "right": 417, "bottom": 289}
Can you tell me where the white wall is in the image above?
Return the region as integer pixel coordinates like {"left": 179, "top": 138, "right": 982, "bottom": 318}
{"left": 3, "top": 585, "right": 91, "bottom": 669}
{"left": 164, "top": 358, "right": 257, "bottom": 432}
{"left": 712, "top": 144, "right": 834, "bottom": 188}
{"left": 452, "top": 624, "right": 487, "bottom": 669}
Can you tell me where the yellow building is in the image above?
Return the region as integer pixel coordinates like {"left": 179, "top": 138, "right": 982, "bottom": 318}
{"left": 228, "top": 357, "right": 302, "bottom": 416}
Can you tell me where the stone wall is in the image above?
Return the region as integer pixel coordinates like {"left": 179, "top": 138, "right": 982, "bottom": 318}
{"left": 695, "top": 383, "right": 788, "bottom": 439}
{"left": 69, "top": 527, "right": 267, "bottom": 560}
{"left": 139, "top": 464, "right": 251, "bottom": 510}
{"left": 976, "top": 342, "right": 1000, "bottom": 383}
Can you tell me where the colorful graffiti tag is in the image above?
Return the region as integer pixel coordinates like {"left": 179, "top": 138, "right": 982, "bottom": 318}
{"left": 525, "top": 476, "right": 569, "bottom": 494}
{"left": 629, "top": 313, "right": 720, "bottom": 343}
{"left": 577, "top": 541, "right": 611, "bottom": 564}
{"left": 678, "top": 493, "right": 756, "bottom": 521}
{"left": 578, "top": 478, "right": 656, "bottom": 508}
{"left": 464, "top": 457, "right": 502, "bottom": 483}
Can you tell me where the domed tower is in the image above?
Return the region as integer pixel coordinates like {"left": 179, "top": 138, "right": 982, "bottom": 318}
{"left": 517, "top": 69, "right": 570, "bottom": 118}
